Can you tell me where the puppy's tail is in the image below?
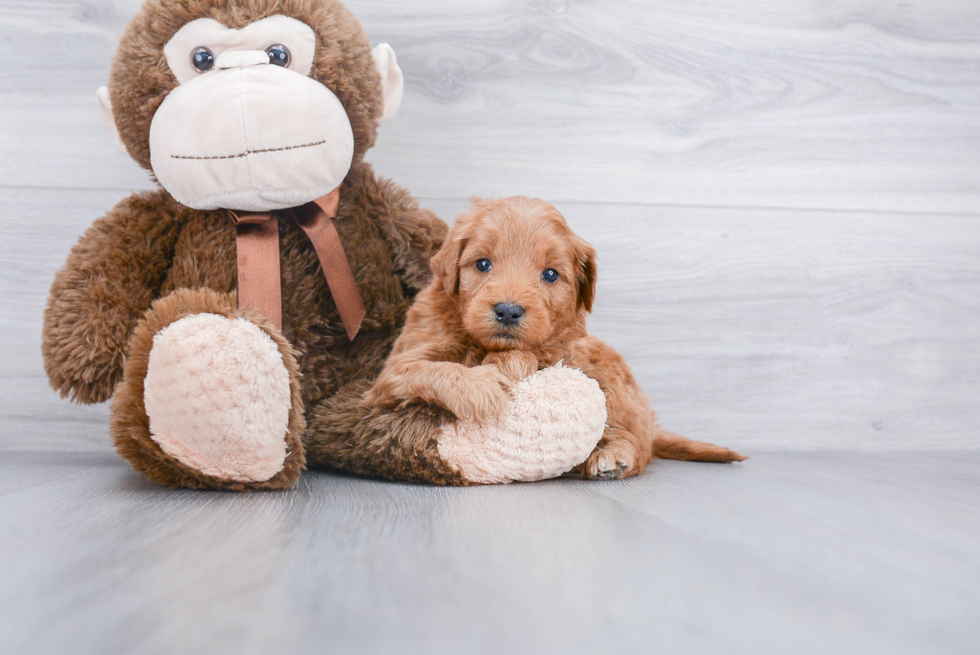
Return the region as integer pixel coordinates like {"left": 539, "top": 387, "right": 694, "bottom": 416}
{"left": 653, "top": 430, "right": 747, "bottom": 463}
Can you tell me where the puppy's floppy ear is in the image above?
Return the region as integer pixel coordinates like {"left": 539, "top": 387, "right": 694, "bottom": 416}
{"left": 570, "top": 234, "right": 597, "bottom": 312}
{"left": 429, "top": 209, "right": 478, "bottom": 297}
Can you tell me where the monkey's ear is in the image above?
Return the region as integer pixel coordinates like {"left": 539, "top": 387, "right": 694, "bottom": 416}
{"left": 96, "top": 86, "right": 128, "bottom": 155}
{"left": 372, "top": 44, "right": 404, "bottom": 123}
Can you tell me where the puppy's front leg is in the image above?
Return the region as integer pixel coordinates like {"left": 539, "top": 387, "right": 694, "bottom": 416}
{"left": 445, "top": 364, "right": 513, "bottom": 422}
{"left": 370, "top": 355, "right": 511, "bottom": 423}
{"left": 482, "top": 350, "right": 538, "bottom": 382}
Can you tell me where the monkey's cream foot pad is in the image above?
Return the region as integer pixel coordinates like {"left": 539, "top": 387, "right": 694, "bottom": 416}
{"left": 143, "top": 313, "right": 291, "bottom": 482}
{"left": 438, "top": 364, "right": 608, "bottom": 484}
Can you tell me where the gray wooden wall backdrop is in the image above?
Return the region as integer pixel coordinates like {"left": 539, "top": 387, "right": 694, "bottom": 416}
{"left": 2, "top": 0, "right": 979, "bottom": 452}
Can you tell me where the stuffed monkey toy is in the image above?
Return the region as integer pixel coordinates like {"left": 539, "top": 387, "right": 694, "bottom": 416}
{"left": 42, "top": 0, "right": 607, "bottom": 490}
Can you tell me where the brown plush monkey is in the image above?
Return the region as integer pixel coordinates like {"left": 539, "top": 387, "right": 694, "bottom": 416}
{"left": 43, "top": 0, "right": 619, "bottom": 490}
{"left": 42, "top": 0, "right": 474, "bottom": 490}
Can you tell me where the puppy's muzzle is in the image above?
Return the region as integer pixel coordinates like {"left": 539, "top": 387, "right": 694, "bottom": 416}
{"left": 494, "top": 302, "right": 524, "bottom": 326}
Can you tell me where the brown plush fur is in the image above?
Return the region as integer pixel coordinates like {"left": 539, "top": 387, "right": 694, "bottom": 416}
{"left": 42, "top": 0, "right": 460, "bottom": 488}
{"left": 370, "top": 197, "right": 746, "bottom": 479}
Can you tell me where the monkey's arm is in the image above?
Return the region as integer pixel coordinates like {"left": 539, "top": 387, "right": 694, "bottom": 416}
{"left": 42, "top": 191, "right": 185, "bottom": 404}
{"left": 355, "top": 165, "right": 448, "bottom": 294}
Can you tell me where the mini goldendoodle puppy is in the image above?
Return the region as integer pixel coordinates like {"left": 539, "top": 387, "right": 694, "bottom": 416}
{"left": 369, "top": 196, "right": 746, "bottom": 479}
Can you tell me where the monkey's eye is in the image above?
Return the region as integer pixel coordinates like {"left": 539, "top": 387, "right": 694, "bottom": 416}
{"left": 266, "top": 44, "right": 291, "bottom": 67}
{"left": 475, "top": 258, "right": 492, "bottom": 273}
{"left": 542, "top": 268, "right": 559, "bottom": 283}
{"left": 191, "top": 47, "right": 215, "bottom": 73}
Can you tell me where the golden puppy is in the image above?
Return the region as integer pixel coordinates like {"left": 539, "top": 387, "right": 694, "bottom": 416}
{"left": 369, "top": 196, "right": 745, "bottom": 479}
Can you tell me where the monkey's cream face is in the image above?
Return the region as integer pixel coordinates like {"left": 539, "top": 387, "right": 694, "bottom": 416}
{"left": 123, "top": 16, "right": 401, "bottom": 212}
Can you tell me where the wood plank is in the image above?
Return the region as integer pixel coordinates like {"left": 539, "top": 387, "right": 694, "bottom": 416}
{"left": 5, "top": 189, "right": 979, "bottom": 451}
{"left": 429, "top": 198, "right": 980, "bottom": 451}
{"left": 0, "top": 188, "right": 125, "bottom": 378}
{"left": 0, "top": 378, "right": 111, "bottom": 454}
{"left": 1, "top": 1, "right": 979, "bottom": 213}
{"left": 0, "top": 451, "right": 977, "bottom": 654}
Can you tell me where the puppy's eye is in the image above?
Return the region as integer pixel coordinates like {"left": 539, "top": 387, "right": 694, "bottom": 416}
{"left": 475, "top": 258, "right": 492, "bottom": 273}
{"left": 266, "top": 44, "right": 291, "bottom": 67}
{"left": 191, "top": 47, "right": 215, "bottom": 73}
{"left": 542, "top": 268, "right": 559, "bottom": 283}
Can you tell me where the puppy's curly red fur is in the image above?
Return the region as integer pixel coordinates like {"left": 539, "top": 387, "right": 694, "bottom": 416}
{"left": 371, "top": 196, "right": 746, "bottom": 479}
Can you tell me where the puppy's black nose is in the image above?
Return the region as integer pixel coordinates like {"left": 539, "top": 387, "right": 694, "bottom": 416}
{"left": 494, "top": 302, "right": 525, "bottom": 326}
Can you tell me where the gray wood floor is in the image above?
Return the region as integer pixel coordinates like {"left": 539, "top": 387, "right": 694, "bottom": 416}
{"left": 0, "top": 451, "right": 978, "bottom": 655}
{"left": 2, "top": 1, "right": 979, "bottom": 653}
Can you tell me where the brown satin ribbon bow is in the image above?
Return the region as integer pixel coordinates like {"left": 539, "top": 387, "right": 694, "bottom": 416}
{"left": 229, "top": 188, "right": 365, "bottom": 340}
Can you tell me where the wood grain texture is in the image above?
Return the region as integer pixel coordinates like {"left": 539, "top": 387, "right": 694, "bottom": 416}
{"left": 430, "top": 199, "right": 980, "bottom": 451}
{"left": 0, "top": 451, "right": 977, "bottom": 654}
{"left": 6, "top": 189, "right": 978, "bottom": 451}
{"left": 1, "top": 0, "right": 979, "bottom": 212}
{"left": 0, "top": 378, "right": 110, "bottom": 454}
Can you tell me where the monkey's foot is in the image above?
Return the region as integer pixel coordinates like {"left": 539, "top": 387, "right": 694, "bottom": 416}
{"left": 143, "top": 313, "right": 293, "bottom": 483}
{"left": 437, "top": 364, "right": 607, "bottom": 484}
{"left": 111, "top": 289, "right": 306, "bottom": 490}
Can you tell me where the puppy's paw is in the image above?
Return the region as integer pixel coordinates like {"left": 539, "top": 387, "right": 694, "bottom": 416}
{"left": 582, "top": 433, "right": 641, "bottom": 480}
{"left": 445, "top": 365, "right": 511, "bottom": 422}
{"left": 365, "top": 373, "right": 407, "bottom": 408}
{"left": 482, "top": 350, "right": 538, "bottom": 382}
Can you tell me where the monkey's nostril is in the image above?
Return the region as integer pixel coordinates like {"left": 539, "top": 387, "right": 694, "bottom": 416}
{"left": 215, "top": 50, "right": 274, "bottom": 70}
{"left": 493, "top": 302, "right": 525, "bottom": 326}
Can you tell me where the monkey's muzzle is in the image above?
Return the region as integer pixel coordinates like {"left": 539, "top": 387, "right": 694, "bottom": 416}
{"left": 149, "top": 57, "right": 354, "bottom": 212}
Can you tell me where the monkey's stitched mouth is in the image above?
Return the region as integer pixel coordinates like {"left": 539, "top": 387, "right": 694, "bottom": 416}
{"left": 171, "top": 139, "right": 327, "bottom": 161}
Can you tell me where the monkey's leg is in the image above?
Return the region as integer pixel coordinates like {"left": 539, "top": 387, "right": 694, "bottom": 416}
{"left": 304, "top": 380, "right": 465, "bottom": 485}
{"left": 305, "top": 364, "right": 607, "bottom": 485}
{"left": 111, "top": 288, "right": 306, "bottom": 490}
